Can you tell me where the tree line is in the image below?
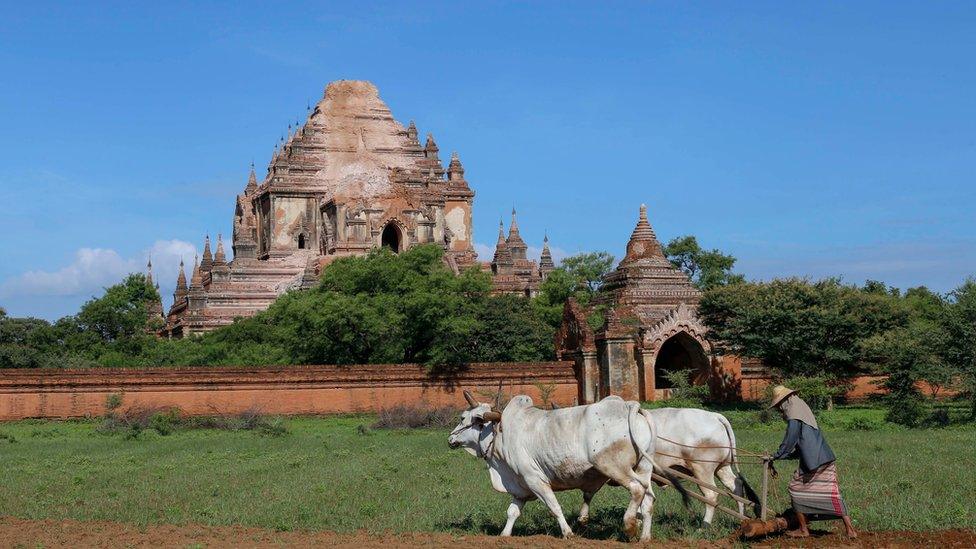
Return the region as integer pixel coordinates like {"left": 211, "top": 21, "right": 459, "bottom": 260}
{"left": 2, "top": 239, "right": 973, "bottom": 421}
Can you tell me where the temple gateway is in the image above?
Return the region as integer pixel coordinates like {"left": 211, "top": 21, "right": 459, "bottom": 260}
{"left": 557, "top": 205, "right": 718, "bottom": 403}
{"left": 161, "top": 81, "right": 553, "bottom": 337}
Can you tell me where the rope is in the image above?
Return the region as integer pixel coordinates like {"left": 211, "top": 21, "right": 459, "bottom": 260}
{"left": 654, "top": 449, "right": 765, "bottom": 464}
{"left": 656, "top": 434, "right": 768, "bottom": 458}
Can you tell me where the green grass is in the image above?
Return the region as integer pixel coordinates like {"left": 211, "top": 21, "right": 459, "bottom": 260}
{"left": 0, "top": 411, "right": 973, "bottom": 540}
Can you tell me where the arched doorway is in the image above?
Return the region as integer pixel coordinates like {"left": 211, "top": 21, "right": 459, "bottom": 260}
{"left": 653, "top": 332, "right": 709, "bottom": 390}
{"left": 297, "top": 234, "right": 306, "bottom": 249}
{"left": 381, "top": 223, "right": 401, "bottom": 253}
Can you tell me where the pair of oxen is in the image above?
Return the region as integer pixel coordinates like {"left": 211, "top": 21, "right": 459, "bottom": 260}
{"left": 448, "top": 392, "right": 761, "bottom": 541}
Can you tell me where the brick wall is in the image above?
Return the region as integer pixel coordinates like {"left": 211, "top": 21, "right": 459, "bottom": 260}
{"left": 0, "top": 362, "right": 579, "bottom": 421}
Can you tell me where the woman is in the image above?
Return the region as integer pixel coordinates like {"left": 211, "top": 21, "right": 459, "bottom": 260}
{"left": 769, "top": 385, "right": 857, "bottom": 538}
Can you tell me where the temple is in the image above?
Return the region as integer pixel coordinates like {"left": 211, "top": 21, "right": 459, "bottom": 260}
{"left": 557, "top": 204, "right": 713, "bottom": 402}
{"left": 162, "top": 81, "right": 549, "bottom": 337}
{"left": 487, "top": 209, "right": 555, "bottom": 297}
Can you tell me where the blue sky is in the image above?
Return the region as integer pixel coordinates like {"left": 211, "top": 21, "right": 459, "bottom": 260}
{"left": 1, "top": 1, "right": 974, "bottom": 320}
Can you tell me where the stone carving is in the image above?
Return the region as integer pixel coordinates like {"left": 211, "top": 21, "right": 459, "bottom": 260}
{"left": 162, "top": 80, "right": 552, "bottom": 337}
{"left": 641, "top": 302, "right": 711, "bottom": 354}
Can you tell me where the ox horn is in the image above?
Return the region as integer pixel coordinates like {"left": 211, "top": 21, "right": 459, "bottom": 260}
{"left": 463, "top": 390, "right": 477, "bottom": 407}
{"left": 551, "top": 401, "right": 560, "bottom": 410}
{"left": 483, "top": 411, "right": 502, "bottom": 422}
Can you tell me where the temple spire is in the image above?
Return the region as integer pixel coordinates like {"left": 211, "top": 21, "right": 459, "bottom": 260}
{"left": 506, "top": 207, "right": 528, "bottom": 260}
{"left": 174, "top": 258, "right": 188, "bottom": 301}
{"left": 214, "top": 234, "right": 227, "bottom": 267}
{"left": 190, "top": 255, "right": 204, "bottom": 289}
{"left": 146, "top": 257, "right": 154, "bottom": 287}
{"left": 200, "top": 235, "right": 213, "bottom": 272}
{"left": 622, "top": 203, "right": 665, "bottom": 264}
{"left": 406, "top": 120, "right": 419, "bottom": 144}
{"left": 540, "top": 233, "right": 555, "bottom": 273}
{"left": 245, "top": 162, "right": 258, "bottom": 194}
{"left": 492, "top": 218, "right": 513, "bottom": 269}
{"left": 424, "top": 133, "right": 439, "bottom": 160}
{"left": 447, "top": 151, "right": 465, "bottom": 182}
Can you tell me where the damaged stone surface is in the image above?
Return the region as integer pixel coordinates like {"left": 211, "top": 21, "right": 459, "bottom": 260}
{"left": 163, "top": 80, "right": 548, "bottom": 337}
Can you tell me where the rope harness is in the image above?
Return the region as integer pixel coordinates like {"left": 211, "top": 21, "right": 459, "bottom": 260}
{"left": 654, "top": 434, "right": 767, "bottom": 464}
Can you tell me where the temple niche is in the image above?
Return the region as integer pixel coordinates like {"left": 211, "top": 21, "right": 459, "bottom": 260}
{"left": 162, "top": 80, "right": 549, "bottom": 338}
{"left": 557, "top": 204, "right": 712, "bottom": 402}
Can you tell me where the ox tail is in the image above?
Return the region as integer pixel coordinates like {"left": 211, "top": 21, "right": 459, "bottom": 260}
{"left": 720, "top": 414, "right": 762, "bottom": 517}
{"left": 628, "top": 405, "right": 691, "bottom": 509}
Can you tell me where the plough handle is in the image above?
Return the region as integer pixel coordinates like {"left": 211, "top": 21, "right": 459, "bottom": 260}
{"left": 651, "top": 473, "right": 749, "bottom": 522}
{"left": 760, "top": 452, "right": 771, "bottom": 521}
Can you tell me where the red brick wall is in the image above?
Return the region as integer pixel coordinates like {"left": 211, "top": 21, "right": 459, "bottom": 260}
{"left": 711, "top": 355, "right": 945, "bottom": 402}
{"left": 0, "top": 362, "right": 579, "bottom": 421}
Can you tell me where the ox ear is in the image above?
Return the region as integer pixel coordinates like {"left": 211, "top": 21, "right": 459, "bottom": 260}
{"left": 482, "top": 411, "right": 502, "bottom": 423}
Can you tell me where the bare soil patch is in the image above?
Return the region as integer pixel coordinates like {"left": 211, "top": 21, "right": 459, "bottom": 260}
{"left": 1, "top": 517, "right": 974, "bottom": 548}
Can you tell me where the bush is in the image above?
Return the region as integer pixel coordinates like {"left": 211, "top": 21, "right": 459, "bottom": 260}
{"left": 846, "top": 416, "right": 883, "bottom": 431}
{"left": 186, "top": 408, "right": 288, "bottom": 436}
{"left": 885, "top": 395, "right": 927, "bottom": 427}
{"left": 372, "top": 404, "right": 459, "bottom": 430}
{"left": 662, "top": 368, "right": 710, "bottom": 408}
{"left": 764, "top": 375, "right": 846, "bottom": 411}
{"left": 100, "top": 405, "right": 287, "bottom": 437}
{"left": 924, "top": 408, "right": 951, "bottom": 428}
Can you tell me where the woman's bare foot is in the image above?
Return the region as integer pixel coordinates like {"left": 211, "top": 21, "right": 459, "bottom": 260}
{"left": 786, "top": 529, "right": 810, "bottom": 538}
{"left": 842, "top": 515, "right": 858, "bottom": 538}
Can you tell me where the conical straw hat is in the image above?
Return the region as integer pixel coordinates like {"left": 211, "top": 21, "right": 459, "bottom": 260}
{"left": 769, "top": 385, "right": 797, "bottom": 409}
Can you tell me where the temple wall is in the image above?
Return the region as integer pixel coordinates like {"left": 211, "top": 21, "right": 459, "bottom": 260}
{"left": 271, "top": 196, "right": 312, "bottom": 249}
{"left": 0, "top": 362, "right": 578, "bottom": 421}
{"left": 708, "top": 355, "right": 934, "bottom": 402}
{"left": 444, "top": 202, "right": 471, "bottom": 251}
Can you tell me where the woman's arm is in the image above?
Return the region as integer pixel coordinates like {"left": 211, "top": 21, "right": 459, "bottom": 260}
{"left": 771, "top": 419, "right": 801, "bottom": 461}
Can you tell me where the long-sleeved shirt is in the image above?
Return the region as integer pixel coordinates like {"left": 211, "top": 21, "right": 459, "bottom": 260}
{"left": 771, "top": 419, "right": 836, "bottom": 473}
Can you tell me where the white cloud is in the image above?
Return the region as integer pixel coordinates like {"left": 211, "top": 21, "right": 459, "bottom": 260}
{"left": 0, "top": 240, "right": 198, "bottom": 300}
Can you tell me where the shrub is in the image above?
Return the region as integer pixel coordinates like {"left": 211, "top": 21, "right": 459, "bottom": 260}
{"left": 924, "top": 408, "right": 951, "bottom": 428}
{"left": 662, "top": 368, "right": 710, "bottom": 408}
{"left": 100, "top": 405, "right": 287, "bottom": 437}
{"left": 186, "top": 408, "right": 288, "bottom": 436}
{"left": 105, "top": 392, "right": 124, "bottom": 412}
{"left": 885, "top": 395, "right": 927, "bottom": 427}
{"left": 846, "top": 416, "right": 883, "bottom": 431}
{"left": 372, "top": 403, "right": 458, "bottom": 430}
{"left": 764, "top": 375, "right": 846, "bottom": 411}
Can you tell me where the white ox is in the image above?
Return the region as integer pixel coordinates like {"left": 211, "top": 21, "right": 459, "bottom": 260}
{"left": 448, "top": 392, "right": 687, "bottom": 540}
{"left": 645, "top": 407, "right": 761, "bottom": 525}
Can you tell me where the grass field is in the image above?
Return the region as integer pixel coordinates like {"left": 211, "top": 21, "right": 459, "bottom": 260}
{"left": 0, "top": 410, "right": 973, "bottom": 541}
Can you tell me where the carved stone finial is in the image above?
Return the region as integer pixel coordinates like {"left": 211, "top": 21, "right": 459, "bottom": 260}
{"left": 447, "top": 151, "right": 465, "bottom": 181}
{"left": 200, "top": 235, "right": 213, "bottom": 272}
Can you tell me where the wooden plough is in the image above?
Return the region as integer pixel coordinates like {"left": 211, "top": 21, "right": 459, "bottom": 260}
{"left": 650, "top": 449, "right": 790, "bottom": 539}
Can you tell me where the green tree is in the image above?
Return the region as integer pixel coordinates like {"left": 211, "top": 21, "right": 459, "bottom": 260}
{"left": 945, "top": 279, "right": 976, "bottom": 417}
{"left": 699, "top": 278, "right": 907, "bottom": 378}
{"left": 559, "top": 252, "right": 614, "bottom": 298}
{"left": 0, "top": 311, "right": 61, "bottom": 368}
{"left": 663, "top": 235, "right": 744, "bottom": 290}
{"left": 469, "top": 294, "right": 556, "bottom": 363}
{"left": 863, "top": 319, "right": 946, "bottom": 426}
